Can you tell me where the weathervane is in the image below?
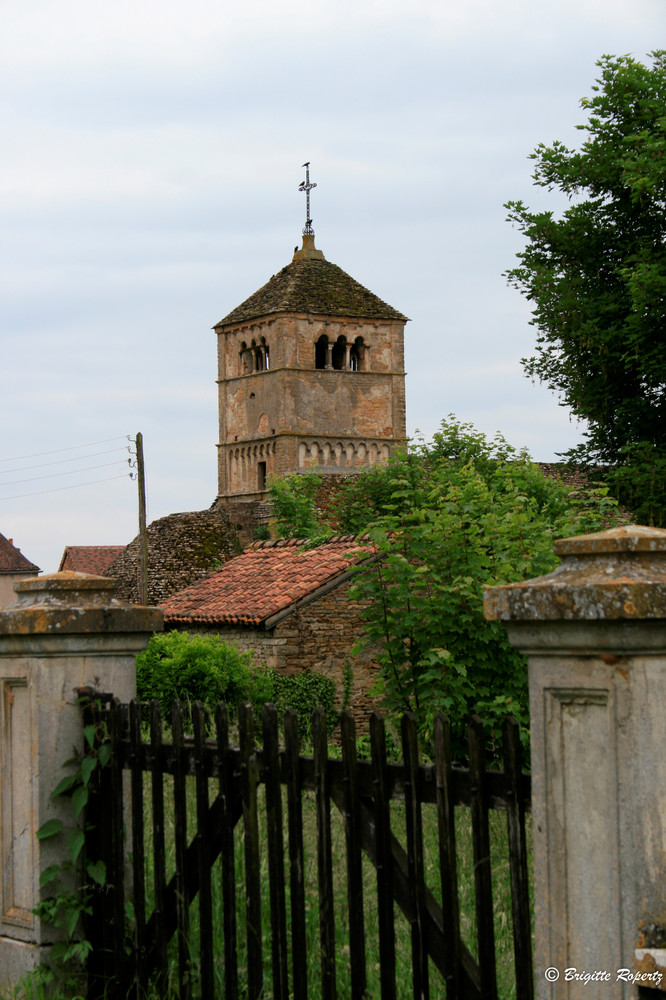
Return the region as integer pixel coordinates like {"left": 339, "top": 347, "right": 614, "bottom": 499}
{"left": 298, "top": 162, "right": 316, "bottom": 235}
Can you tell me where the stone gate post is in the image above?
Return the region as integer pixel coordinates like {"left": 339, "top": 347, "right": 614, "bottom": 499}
{"left": 0, "top": 572, "right": 162, "bottom": 989}
{"left": 485, "top": 525, "right": 666, "bottom": 998}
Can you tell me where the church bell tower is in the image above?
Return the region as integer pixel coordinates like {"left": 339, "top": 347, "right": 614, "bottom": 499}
{"left": 214, "top": 165, "right": 408, "bottom": 501}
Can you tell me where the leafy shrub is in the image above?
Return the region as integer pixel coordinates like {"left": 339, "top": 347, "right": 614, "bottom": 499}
{"left": 271, "top": 669, "right": 337, "bottom": 744}
{"left": 136, "top": 631, "right": 337, "bottom": 740}
{"left": 136, "top": 631, "right": 271, "bottom": 727}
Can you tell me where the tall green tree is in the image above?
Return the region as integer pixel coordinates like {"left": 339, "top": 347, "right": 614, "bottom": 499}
{"left": 269, "top": 418, "right": 621, "bottom": 757}
{"left": 505, "top": 52, "right": 666, "bottom": 524}
{"left": 346, "top": 420, "right": 618, "bottom": 757}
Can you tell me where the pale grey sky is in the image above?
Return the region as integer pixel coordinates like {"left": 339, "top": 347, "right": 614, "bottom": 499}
{"left": 1, "top": 0, "right": 662, "bottom": 573}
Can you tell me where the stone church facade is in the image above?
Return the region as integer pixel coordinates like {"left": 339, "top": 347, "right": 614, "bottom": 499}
{"left": 214, "top": 233, "right": 408, "bottom": 503}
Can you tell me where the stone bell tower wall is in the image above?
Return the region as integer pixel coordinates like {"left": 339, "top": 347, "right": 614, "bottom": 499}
{"left": 216, "top": 312, "right": 406, "bottom": 498}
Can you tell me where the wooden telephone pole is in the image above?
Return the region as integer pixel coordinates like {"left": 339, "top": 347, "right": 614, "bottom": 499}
{"left": 135, "top": 432, "right": 148, "bottom": 605}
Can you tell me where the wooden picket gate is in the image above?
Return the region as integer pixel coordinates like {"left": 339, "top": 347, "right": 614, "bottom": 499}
{"left": 84, "top": 698, "right": 533, "bottom": 1000}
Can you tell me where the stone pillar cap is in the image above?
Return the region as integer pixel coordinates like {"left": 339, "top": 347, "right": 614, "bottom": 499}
{"left": 14, "top": 571, "right": 117, "bottom": 602}
{"left": 555, "top": 523, "right": 666, "bottom": 556}
{"left": 0, "top": 571, "right": 163, "bottom": 635}
{"left": 484, "top": 524, "right": 666, "bottom": 622}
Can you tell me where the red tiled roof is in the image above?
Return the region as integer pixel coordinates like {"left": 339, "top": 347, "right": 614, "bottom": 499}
{"left": 0, "top": 533, "right": 40, "bottom": 574}
{"left": 161, "top": 536, "right": 371, "bottom": 626}
{"left": 58, "top": 546, "right": 127, "bottom": 575}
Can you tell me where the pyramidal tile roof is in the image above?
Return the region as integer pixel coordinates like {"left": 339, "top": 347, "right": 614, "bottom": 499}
{"left": 0, "top": 533, "right": 40, "bottom": 574}
{"left": 216, "top": 255, "right": 408, "bottom": 327}
{"left": 161, "top": 535, "right": 372, "bottom": 626}
{"left": 58, "top": 545, "right": 127, "bottom": 575}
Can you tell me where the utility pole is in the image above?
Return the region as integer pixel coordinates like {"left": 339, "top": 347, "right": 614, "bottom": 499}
{"left": 135, "top": 432, "right": 148, "bottom": 605}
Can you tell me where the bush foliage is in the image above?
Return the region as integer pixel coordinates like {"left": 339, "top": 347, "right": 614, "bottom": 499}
{"left": 269, "top": 417, "right": 622, "bottom": 758}
{"left": 136, "top": 630, "right": 336, "bottom": 739}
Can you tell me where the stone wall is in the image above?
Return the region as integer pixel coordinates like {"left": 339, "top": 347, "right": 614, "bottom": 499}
{"left": 105, "top": 507, "right": 241, "bottom": 605}
{"left": 217, "top": 310, "right": 406, "bottom": 498}
{"left": 179, "top": 576, "right": 381, "bottom": 730}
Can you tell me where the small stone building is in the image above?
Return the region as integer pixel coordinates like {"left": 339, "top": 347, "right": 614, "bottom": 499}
{"left": 0, "top": 533, "right": 40, "bottom": 607}
{"left": 160, "top": 536, "right": 381, "bottom": 727}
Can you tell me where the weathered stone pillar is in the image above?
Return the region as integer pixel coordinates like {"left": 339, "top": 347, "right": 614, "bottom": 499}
{"left": 485, "top": 525, "right": 666, "bottom": 999}
{"left": 0, "top": 572, "right": 162, "bottom": 989}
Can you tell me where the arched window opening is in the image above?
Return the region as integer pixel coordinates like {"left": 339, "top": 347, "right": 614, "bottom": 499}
{"left": 332, "top": 336, "right": 346, "bottom": 370}
{"left": 315, "top": 334, "right": 328, "bottom": 369}
{"left": 240, "top": 341, "right": 252, "bottom": 375}
{"left": 350, "top": 336, "right": 364, "bottom": 371}
{"left": 250, "top": 337, "right": 270, "bottom": 372}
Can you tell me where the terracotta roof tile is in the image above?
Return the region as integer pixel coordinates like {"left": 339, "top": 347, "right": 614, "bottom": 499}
{"left": 161, "top": 536, "right": 371, "bottom": 626}
{"left": 0, "top": 533, "right": 40, "bottom": 574}
{"left": 59, "top": 546, "right": 127, "bottom": 575}
{"left": 216, "top": 256, "right": 407, "bottom": 327}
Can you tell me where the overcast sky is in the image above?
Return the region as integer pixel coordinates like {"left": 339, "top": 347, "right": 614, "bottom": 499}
{"left": 1, "top": 0, "right": 662, "bottom": 574}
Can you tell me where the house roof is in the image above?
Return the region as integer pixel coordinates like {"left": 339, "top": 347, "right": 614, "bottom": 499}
{"left": 0, "top": 533, "right": 40, "bottom": 574}
{"left": 161, "top": 536, "right": 371, "bottom": 627}
{"left": 215, "top": 254, "right": 408, "bottom": 328}
{"left": 59, "top": 546, "right": 127, "bottom": 575}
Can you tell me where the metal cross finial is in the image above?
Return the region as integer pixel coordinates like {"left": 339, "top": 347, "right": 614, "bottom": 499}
{"left": 298, "top": 162, "right": 316, "bottom": 235}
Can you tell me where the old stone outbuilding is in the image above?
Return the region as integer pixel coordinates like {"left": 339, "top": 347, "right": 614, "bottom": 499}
{"left": 160, "top": 536, "right": 381, "bottom": 726}
{"left": 0, "top": 533, "right": 40, "bottom": 608}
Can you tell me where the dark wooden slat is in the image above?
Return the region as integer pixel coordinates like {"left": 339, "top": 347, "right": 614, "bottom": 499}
{"left": 150, "top": 700, "right": 168, "bottom": 994}
{"left": 402, "top": 712, "right": 429, "bottom": 1000}
{"left": 108, "top": 698, "right": 127, "bottom": 988}
{"left": 171, "top": 701, "right": 192, "bottom": 1000}
{"left": 313, "top": 707, "right": 337, "bottom": 1000}
{"left": 239, "top": 701, "right": 263, "bottom": 1000}
{"left": 468, "top": 716, "right": 498, "bottom": 1000}
{"left": 194, "top": 703, "right": 214, "bottom": 998}
{"left": 216, "top": 702, "right": 239, "bottom": 1000}
{"left": 129, "top": 700, "right": 147, "bottom": 999}
{"left": 370, "top": 712, "right": 397, "bottom": 1000}
{"left": 502, "top": 717, "right": 534, "bottom": 1000}
{"left": 340, "top": 711, "right": 367, "bottom": 1000}
{"left": 433, "top": 714, "right": 462, "bottom": 1000}
{"left": 262, "top": 704, "right": 289, "bottom": 1000}
{"left": 284, "top": 709, "right": 308, "bottom": 1000}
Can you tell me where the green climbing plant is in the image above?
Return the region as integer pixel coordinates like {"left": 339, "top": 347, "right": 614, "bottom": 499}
{"left": 29, "top": 700, "right": 110, "bottom": 994}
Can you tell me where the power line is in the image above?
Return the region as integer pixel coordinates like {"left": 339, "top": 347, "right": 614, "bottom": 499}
{"left": 0, "top": 446, "right": 130, "bottom": 476}
{"left": 0, "top": 435, "right": 130, "bottom": 464}
{"left": 0, "top": 472, "right": 131, "bottom": 502}
{"left": 0, "top": 459, "right": 130, "bottom": 488}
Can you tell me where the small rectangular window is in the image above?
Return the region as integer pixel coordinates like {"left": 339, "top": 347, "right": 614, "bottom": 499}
{"left": 258, "top": 461, "right": 266, "bottom": 490}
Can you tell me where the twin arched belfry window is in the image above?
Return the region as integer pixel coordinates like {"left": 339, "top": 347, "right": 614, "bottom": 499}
{"left": 315, "top": 335, "right": 365, "bottom": 371}
{"left": 240, "top": 338, "right": 269, "bottom": 373}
